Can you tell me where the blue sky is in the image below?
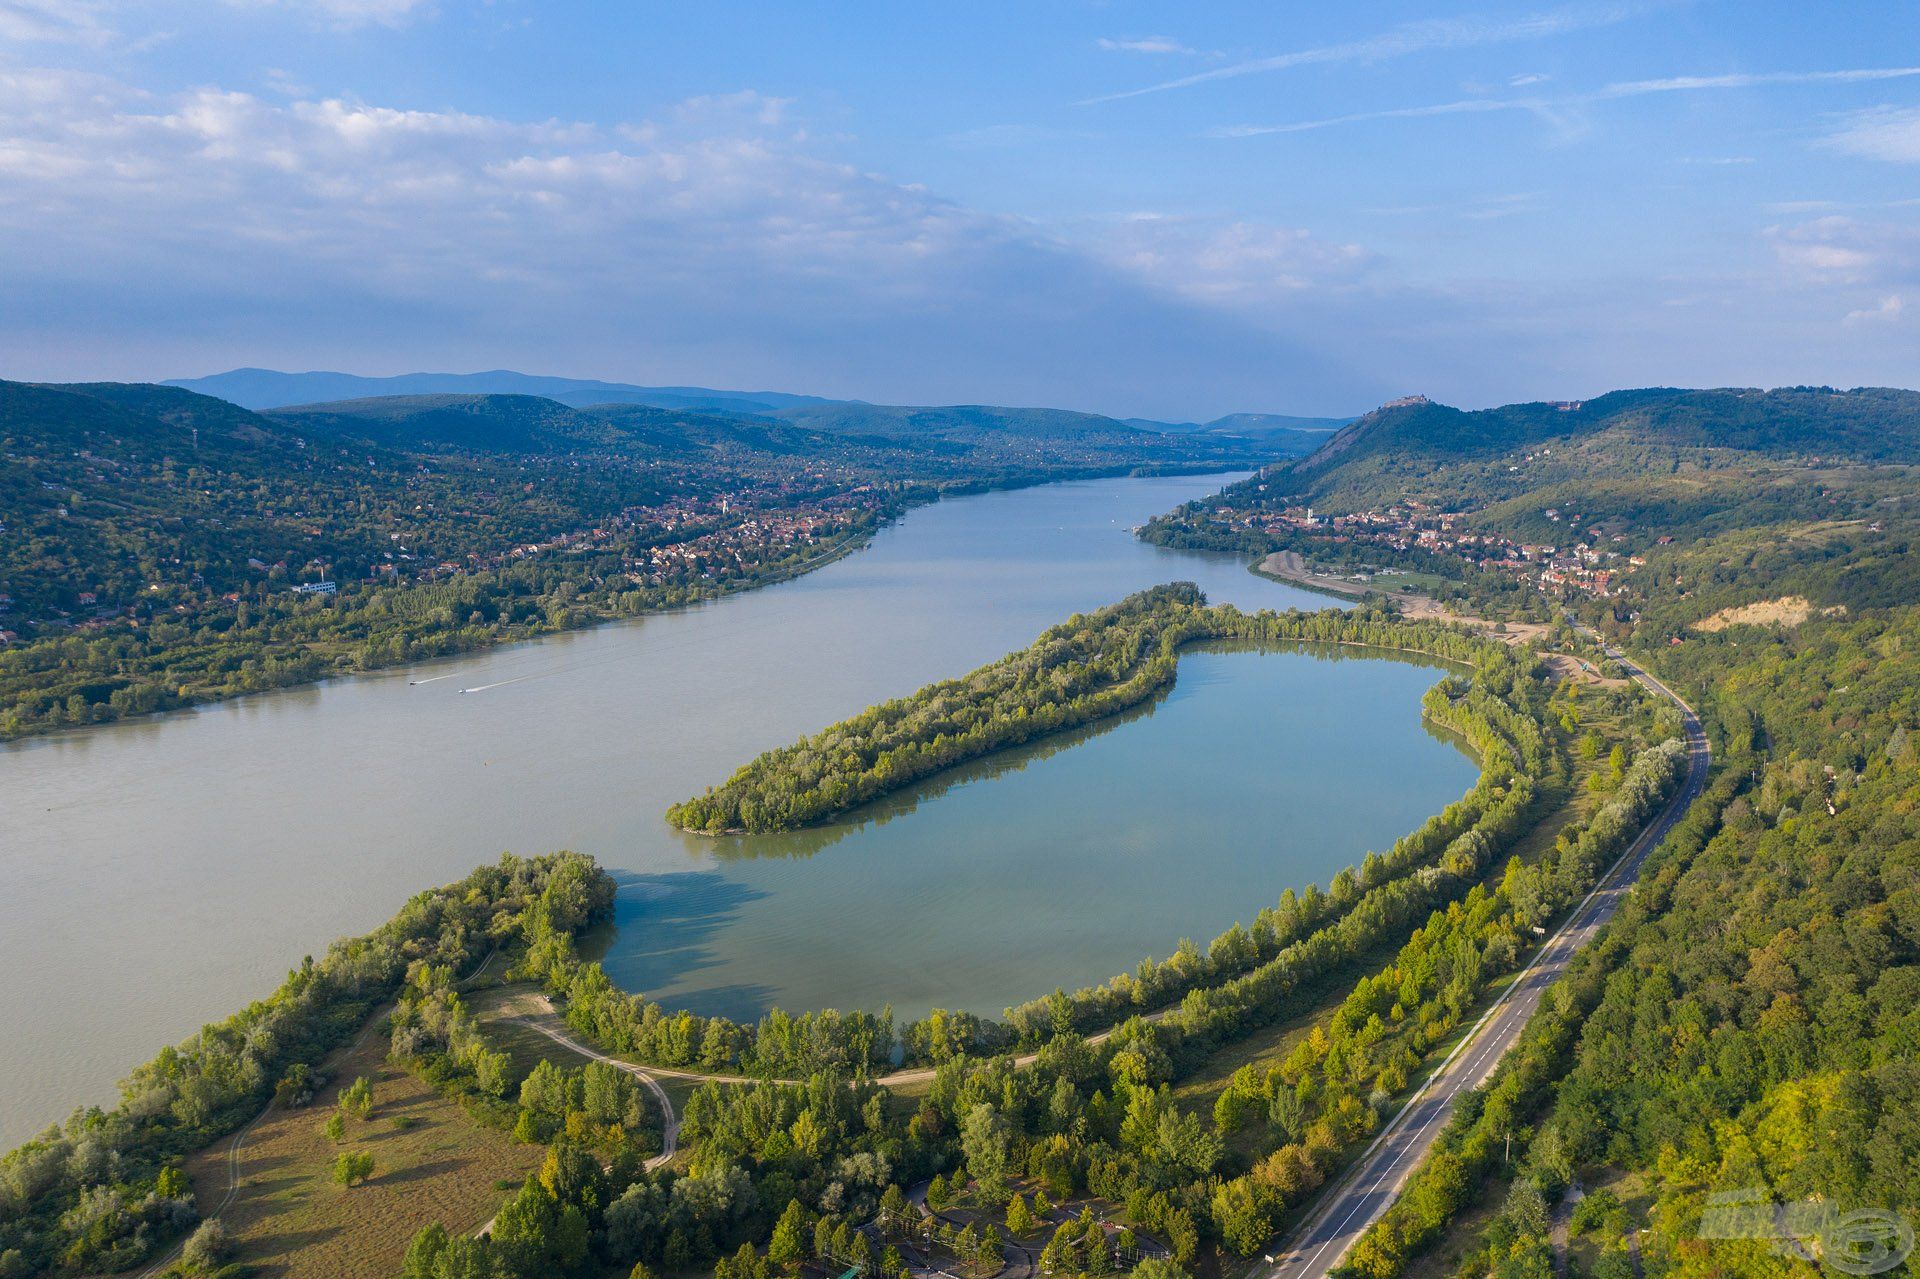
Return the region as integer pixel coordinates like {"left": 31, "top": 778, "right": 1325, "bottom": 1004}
{"left": 1, "top": 1, "right": 1916, "bottom": 418}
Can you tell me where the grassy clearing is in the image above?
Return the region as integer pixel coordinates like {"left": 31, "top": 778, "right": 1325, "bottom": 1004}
{"left": 1368, "top": 570, "right": 1454, "bottom": 594}
{"left": 186, "top": 1012, "right": 542, "bottom": 1279}
{"left": 468, "top": 984, "right": 594, "bottom": 1078}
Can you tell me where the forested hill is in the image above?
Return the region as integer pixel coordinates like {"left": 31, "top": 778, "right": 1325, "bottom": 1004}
{"left": 1145, "top": 385, "right": 1920, "bottom": 561}
{"left": 1278, "top": 385, "right": 1920, "bottom": 506}
{"left": 260, "top": 393, "right": 852, "bottom": 457}
{"left": 0, "top": 378, "right": 1277, "bottom": 739}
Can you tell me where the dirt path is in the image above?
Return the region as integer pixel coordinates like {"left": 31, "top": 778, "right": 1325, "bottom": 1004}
{"left": 505, "top": 996, "right": 1170, "bottom": 1097}
{"left": 509, "top": 1016, "right": 680, "bottom": 1169}
{"left": 137, "top": 1009, "right": 395, "bottom": 1278}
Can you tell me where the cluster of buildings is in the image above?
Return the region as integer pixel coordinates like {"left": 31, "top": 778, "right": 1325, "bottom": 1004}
{"left": 2, "top": 474, "right": 894, "bottom": 643}
{"left": 378, "top": 484, "right": 890, "bottom": 591}
{"left": 1208, "top": 500, "right": 1647, "bottom": 598}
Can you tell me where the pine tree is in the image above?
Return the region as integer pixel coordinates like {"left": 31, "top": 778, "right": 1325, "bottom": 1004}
{"left": 770, "top": 1200, "right": 807, "bottom": 1272}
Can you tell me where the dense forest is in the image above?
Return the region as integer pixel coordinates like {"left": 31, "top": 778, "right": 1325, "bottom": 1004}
{"left": 0, "top": 380, "right": 1268, "bottom": 741}
{"left": 1137, "top": 389, "right": 1920, "bottom": 1277}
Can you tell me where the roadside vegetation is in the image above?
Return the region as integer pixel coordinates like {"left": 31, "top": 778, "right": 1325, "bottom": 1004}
{"left": 1138, "top": 388, "right": 1920, "bottom": 1278}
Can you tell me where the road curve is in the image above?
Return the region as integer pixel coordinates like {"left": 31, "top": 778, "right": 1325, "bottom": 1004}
{"left": 1264, "top": 645, "right": 1709, "bottom": 1279}
{"left": 512, "top": 1016, "right": 681, "bottom": 1169}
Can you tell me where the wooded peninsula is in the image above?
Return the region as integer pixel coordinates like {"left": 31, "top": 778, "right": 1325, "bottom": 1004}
{"left": 667, "top": 583, "right": 1508, "bottom": 834}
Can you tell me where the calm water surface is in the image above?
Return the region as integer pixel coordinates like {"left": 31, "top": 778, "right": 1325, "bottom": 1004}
{"left": 0, "top": 473, "right": 1476, "bottom": 1144}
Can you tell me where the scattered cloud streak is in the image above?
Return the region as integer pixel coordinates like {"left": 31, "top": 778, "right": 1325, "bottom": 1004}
{"left": 220, "top": 0, "right": 436, "bottom": 29}
{"left": 1096, "top": 35, "right": 1197, "bottom": 56}
{"left": 1214, "top": 64, "right": 1920, "bottom": 138}
{"left": 1082, "top": 5, "right": 1639, "bottom": 104}
{"left": 1825, "top": 105, "right": 1920, "bottom": 164}
{"left": 0, "top": 0, "right": 115, "bottom": 45}
{"left": 1846, "top": 294, "right": 1904, "bottom": 325}
{"left": 1102, "top": 216, "right": 1373, "bottom": 301}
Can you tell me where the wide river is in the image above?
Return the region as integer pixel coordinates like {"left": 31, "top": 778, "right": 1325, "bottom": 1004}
{"left": 0, "top": 473, "right": 1477, "bottom": 1145}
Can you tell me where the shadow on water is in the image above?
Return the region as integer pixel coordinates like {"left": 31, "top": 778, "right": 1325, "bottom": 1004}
{"left": 592, "top": 870, "right": 782, "bottom": 1022}
{"left": 665, "top": 638, "right": 1475, "bottom": 864}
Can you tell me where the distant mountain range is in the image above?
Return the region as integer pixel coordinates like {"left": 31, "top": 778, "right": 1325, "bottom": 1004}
{"left": 164, "top": 368, "right": 839, "bottom": 417}
{"left": 165, "top": 368, "right": 1353, "bottom": 451}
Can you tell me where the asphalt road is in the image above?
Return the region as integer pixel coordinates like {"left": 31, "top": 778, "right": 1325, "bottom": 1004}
{"left": 1264, "top": 644, "right": 1710, "bottom": 1279}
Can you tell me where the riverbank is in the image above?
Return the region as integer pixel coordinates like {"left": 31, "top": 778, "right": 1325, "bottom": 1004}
{"left": 1, "top": 461, "right": 1254, "bottom": 749}
{"left": 1254, "top": 549, "right": 1577, "bottom": 660}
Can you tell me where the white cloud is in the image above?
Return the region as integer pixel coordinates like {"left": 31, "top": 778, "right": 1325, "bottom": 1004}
{"left": 1824, "top": 106, "right": 1920, "bottom": 164}
{"left": 0, "top": 66, "right": 1398, "bottom": 415}
{"left": 1082, "top": 5, "right": 1639, "bottom": 104}
{"left": 1845, "top": 294, "right": 1904, "bottom": 325}
{"left": 1102, "top": 217, "right": 1372, "bottom": 302}
{"left": 1096, "top": 36, "right": 1197, "bottom": 56}
{"left": 1765, "top": 217, "right": 1919, "bottom": 287}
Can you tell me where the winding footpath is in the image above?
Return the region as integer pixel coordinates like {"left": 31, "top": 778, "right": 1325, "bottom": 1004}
{"left": 511, "top": 1014, "right": 682, "bottom": 1169}
{"left": 1262, "top": 641, "right": 1710, "bottom": 1279}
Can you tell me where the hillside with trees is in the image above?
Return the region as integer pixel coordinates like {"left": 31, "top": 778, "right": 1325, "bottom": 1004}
{"left": 1135, "top": 389, "right": 1920, "bottom": 1278}
{"left": 0, "top": 381, "right": 1269, "bottom": 741}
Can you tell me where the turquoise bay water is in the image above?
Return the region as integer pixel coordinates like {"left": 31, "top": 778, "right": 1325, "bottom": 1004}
{"left": 606, "top": 642, "right": 1474, "bottom": 1024}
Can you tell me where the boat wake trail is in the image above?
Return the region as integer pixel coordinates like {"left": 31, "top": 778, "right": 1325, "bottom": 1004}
{"left": 459, "top": 675, "right": 537, "bottom": 694}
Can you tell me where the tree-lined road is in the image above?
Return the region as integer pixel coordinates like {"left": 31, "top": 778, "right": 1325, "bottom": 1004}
{"left": 1264, "top": 644, "right": 1709, "bottom": 1279}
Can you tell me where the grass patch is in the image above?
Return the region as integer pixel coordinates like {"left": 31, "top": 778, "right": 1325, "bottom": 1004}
{"left": 186, "top": 1011, "right": 544, "bottom": 1279}
{"left": 468, "top": 984, "right": 594, "bottom": 1078}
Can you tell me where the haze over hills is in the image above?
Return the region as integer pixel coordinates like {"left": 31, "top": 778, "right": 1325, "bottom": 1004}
{"left": 164, "top": 367, "right": 840, "bottom": 416}
{"left": 166, "top": 367, "right": 1350, "bottom": 450}
{"left": 257, "top": 393, "right": 849, "bottom": 457}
